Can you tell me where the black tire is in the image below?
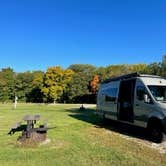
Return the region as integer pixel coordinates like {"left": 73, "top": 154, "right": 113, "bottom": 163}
{"left": 102, "top": 114, "right": 110, "bottom": 124}
{"left": 148, "top": 123, "right": 164, "bottom": 143}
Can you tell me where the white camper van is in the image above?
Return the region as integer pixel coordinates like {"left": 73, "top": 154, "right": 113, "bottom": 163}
{"left": 97, "top": 73, "right": 166, "bottom": 143}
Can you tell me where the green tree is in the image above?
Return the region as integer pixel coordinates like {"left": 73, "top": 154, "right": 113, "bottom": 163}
{"left": 0, "top": 68, "right": 15, "bottom": 102}
{"left": 160, "top": 55, "right": 166, "bottom": 78}
{"left": 68, "top": 64, "right": 96, "bottom": 74}
{"left": 95, "top": 67, "right": 108, "bottom": 82}
{"left": 66, "top": 64, "right": 97, "bottom": 103}
{"left": 146, "top": 63, "right": 161, "bottom": 75}
{"left": 105, "top": 65, "right": 130, "bottom": 78}
{"left": 15, "top": 71, "right": 34, "bottom": 102}
{"left": 65, "top": 72, "right": 90, "bottom": 103}
{"left": 128, "top": 64, "right": 147, "bottom": 73}
{"left": 26, "top": 71, "right": 44, "bottom": 103}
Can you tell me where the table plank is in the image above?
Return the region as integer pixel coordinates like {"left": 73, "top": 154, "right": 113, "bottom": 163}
{"left": 23, "top": 114, "right": 40, "bottom": 121}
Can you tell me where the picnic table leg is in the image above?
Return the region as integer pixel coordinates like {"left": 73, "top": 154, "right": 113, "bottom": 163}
{"left": 26, "top": 120, "right": 32, "bottom": 138}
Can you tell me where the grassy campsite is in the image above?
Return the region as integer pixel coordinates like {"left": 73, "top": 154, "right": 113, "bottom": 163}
{"left": 0, "top": 103, "right": 165, "bottom": 166}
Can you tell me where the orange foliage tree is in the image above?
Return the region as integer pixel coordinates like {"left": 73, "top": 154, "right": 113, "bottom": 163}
{"left": 89, "top": 75, "right": 100, "bottom": 94}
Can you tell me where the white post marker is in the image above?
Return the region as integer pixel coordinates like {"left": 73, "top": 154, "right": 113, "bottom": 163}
{"left": 14, "top": 96, "right": 18, "bottom": 109}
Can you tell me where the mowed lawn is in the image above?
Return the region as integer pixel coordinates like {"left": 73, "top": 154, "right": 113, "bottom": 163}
{"left": 0, "top": 103, "right": 165, "bottom": 166}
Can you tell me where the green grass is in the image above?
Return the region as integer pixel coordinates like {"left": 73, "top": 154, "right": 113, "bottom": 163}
{"left": 0, "top": 103, "right": 165, "bottom": 166}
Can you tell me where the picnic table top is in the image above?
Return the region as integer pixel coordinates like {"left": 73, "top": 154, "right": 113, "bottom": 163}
{"left": 23, "top": 115, "right": 40, "bottom": 121}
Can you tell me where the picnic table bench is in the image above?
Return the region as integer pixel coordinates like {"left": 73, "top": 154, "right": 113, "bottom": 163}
{"left": 8, "top": 122, "right": 22, "bottom": 135}
{"left": 11, "top": 122, "right": 22, "bottom": 129}
{"left": 8, "top": 115, "right": 48, "bottom": 142}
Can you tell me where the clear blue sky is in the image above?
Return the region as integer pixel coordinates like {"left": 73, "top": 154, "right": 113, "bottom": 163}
{"left": 0, "top": 0, "right": 165, "bottom": 72}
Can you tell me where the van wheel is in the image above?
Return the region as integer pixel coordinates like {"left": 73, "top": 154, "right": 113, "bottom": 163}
{"left": 148, "top": 123, "right": 163, "bottom": 143}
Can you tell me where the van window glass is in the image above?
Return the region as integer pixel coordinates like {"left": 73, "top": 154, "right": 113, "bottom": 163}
{"left": 148, "top": 85, "right": 166, "bottom": 102}
{"left": 137, "top": 86, "right": 153, "bottom": 104}
{"left": 105, "top": 88, "right": 117, "bottom": 102}
{"left": 136, "top": 86, "right": 146, "bottom": 101}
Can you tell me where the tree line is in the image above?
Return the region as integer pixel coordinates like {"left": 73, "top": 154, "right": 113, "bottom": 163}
{"left": 0, "top": 56, "right": 166, "bottom": 103}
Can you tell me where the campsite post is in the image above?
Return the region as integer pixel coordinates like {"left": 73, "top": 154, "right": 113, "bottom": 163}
{"left": 14, "top": 96, "right": 18, "bottom": 109}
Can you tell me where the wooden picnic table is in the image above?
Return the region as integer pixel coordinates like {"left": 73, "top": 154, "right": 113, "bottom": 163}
{"left": 9, "top": 114, "right": 47, "bottom": 142}
{"left": 22, "top": 114, "right": 40, "bottom": 138}
{"left": 23, "top": 114, "right": 40, "bottom": 121}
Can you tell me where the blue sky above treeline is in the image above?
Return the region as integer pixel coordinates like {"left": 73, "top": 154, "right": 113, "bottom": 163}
{"left": 0, "top": 0, "right": 165, "bottom": 72}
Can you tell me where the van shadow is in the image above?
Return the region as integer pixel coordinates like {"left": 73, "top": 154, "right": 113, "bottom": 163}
{"left": 65, "top": 108, "right": 149, "bottom": 142}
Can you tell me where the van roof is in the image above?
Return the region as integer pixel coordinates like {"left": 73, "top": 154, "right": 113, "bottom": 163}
{"left": 102, "top": 72, "right": 162, "bottom": 84}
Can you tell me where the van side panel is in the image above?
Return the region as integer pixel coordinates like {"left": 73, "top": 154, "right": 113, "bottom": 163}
{"left": 97, "top": 81, "right": 120, "bottom": 120}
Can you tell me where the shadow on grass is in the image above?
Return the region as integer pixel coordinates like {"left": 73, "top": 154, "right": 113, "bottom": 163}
{"left": 65, "top": 107, "right": 149, "bottom": 142}
{"left": 8, "top": 124, "right": 56, "bottom": 136}
{"left": 47, "top": 127, "right": 57, "bottom": 130}
{"left": 8, "top": 124, "right": 27, "bottom": 135}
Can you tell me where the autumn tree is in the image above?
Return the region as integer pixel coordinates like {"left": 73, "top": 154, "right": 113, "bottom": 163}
{"left": 89, "top": 75, "right": 100, "bottom": 94}
{"left": 42, "top": 66, "right": 74, "bottom": 103}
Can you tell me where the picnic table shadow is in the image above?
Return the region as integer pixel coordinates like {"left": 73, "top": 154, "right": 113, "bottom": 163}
{"left": 65, "top": 108, "right": 149, "bottom": 142}
{"left": 8, "top": 124, "right": 27, "bottom": 135}
{"left": 8, "top": 124, "right": 56, "bottom": 136}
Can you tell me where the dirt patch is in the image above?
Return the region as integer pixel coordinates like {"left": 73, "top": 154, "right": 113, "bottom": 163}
{"left": 84, "top": 126, "right": 124, "bottom": 147}
{"left": 16, "top": 131, "right": 47, "bottom": 148}
{"left": 85, "top": 126, "right": 166, "bottom": 155}
{"left": 119, "top": 134, "right": 166, "bottom": 154}
{"left": 40, "top": 138, "right": 51, "bottom": 146}
{"left": 50, "top": 139, "right": 70, "bottom": 149}
{"left": 104, "top": 126, "right": 166, "bottom": 154}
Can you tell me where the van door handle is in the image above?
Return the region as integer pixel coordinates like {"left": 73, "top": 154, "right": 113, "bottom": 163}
{"left": 136, "top": 103, "right": 139, "bottom": 106}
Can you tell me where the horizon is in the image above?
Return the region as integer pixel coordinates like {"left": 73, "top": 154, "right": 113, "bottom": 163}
{"left": 0, "top": 61, "right": 161, "bottom": 73}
